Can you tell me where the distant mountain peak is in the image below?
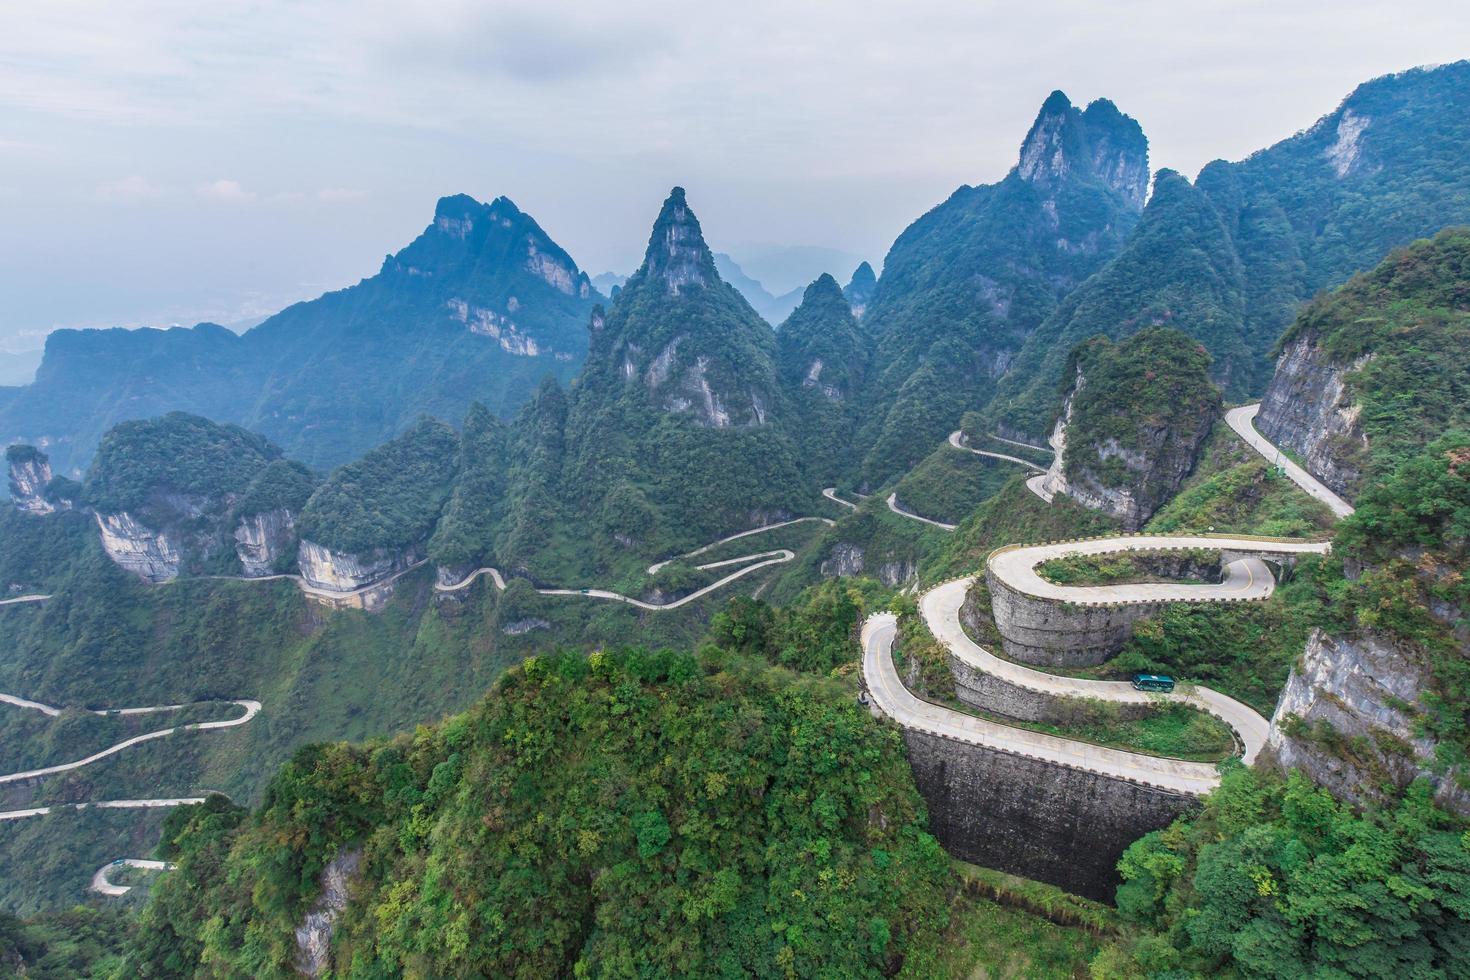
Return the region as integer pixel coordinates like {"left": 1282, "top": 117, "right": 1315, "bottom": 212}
{"left": 1015, "top": 91, "right": 1148, "bottom": 209}
{"left": 642, "top": 186, "right": 717, "bottom": 295}
{"left": 842, "top": 261, "right": 876, "bottom": 317}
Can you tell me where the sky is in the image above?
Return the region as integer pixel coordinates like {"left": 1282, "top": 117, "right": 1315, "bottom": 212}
{"left": 1, "top": 1, "right": 1468, "bottom": 354}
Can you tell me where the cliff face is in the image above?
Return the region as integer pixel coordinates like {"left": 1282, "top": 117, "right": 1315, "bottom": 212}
{"left": 297, "top": 539, "right": 420, "bottom": 592}
{"left": 95, "top": 510, "right": 187, "bottom": 583}
{"left": 1042, "top": 332, "right": 1218, "bottom": 530}
{"left": 7, "top": 450, "right": 56, "bottom": 514}
{"left": 1255, "top": 331, "right": 1370, "bottom": 498}
{"left": 234, "top": 508, "right": 299, "bottom": 577}
{"left": 1266, "top": 629, "right": 1470, "bottom": 817}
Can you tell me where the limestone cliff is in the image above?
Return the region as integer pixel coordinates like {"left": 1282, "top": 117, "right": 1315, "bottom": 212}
{"left": 297, "top": 539, "right": 421, "bottom": 592}
{"left": 6, "top": 445, "right": 59, "bottom": 514}
{"left": 1042, "top": 330, "right": 1219, "bottom": 530}
{"left": 95, "top": 509, "right": 187, "bottom": 583}
{"left": 1266, "top": 629, "right": 1470, "bottom": 817}
{"left": 1255, "top": 330, "right": 1370, "bottom": 498}
{"left": 293, "top": 848, "right": 361, "bottom": 977}
{"left": 233, "top": 508, "right": 298, "bottom": 577}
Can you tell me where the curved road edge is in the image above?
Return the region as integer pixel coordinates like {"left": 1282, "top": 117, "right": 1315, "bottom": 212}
{"left": 861, "top": 613, "right": 1223, "bottom": 795}
{"left": 1224, "top": 404, "right": 1354, "bottom": 518}
{"left": 91, "top": 858, "right": 175, "bottom": 897}
{"left": 0, "top": 699, "right": 261, "bottom": 785}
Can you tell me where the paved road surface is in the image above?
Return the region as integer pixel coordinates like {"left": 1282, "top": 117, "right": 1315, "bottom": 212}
{"left": 1025, "top": 474, "right": 1053, "bottom": 502}
{"left": 987, "top": 432, "right": 1055, "bottom": 456}
{"left": 91, "top": 858, "right": 175, "bottom": 897}
{"left": 1225, "top": 404, "right": 1355, "bottom": 518}
{"left": 862, "top": 614, "right": 1224, "bottom": 795}
{"left": 0, "top": 797, "right": 209, "bottom": 821}
{"left": 0, "top": 594, "right": 48, "bottom": 606}
{"left": 822, "top": 487, "right": 860, "bottom": 510}
{"left": 921, "top": 579, "right": 1269, "bottom": 763}
{"left": 987, "top": 534, "right": 1329, "bottom": 606}
{"left": 947, "top": 430, "right": 1047, "bottom": 472}
{"left": 885, "top": 493, "right": 957, "bottom": 531}
{"left": 0, "top": 699, "right": 260, "bottom": 785}
{"left": 646, "top": 517, "right": 832, "bottom": 574}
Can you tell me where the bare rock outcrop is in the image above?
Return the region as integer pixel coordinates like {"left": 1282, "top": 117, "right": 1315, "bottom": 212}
{"left": 1255, "top": 331, "right": 1371, "bottom": 499}
{"left": 297, "top": 539, "right": 420, "bottom": 593}
{"left": 7, "top": 447, "right": 57, "bottom": 515}
{"left": 1265, "top": 629, "right": 1470, "bottom": 817}
{"left": 293, "top": 848, "right": 362, "bottom": 977}
{"left": 234, "top": 508, "right": 298, "bottom": 577}
{"left": 95, "top": 510, "right": 187, "bottom": 583}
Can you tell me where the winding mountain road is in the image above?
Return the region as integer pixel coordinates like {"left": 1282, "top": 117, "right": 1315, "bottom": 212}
{"left": 988, "top": 535, "right": 1329, "bottom": 606}
{"left": 91, "top": 858, "right": 175, "bottom": 897}
{"left": 822, "top": 487, "right": 861, "bottom": 510}
{"left": 947, "top": 430, "right": 1047, "bottom": 472}
{"left": 0, "top": 697, "right": 260, "bottom": 785}
{"left": 863, "top": 614, "right": 1227, "bottom": 795}
{"left": 886, "top": 493, "right": 957, "bottom": 531}
{"left": 0, "top": 797, "right": 208, "bottom": 822}
{"left": 860, "top": 406, "right": 1352, "bottom": 795}
{"left": 435, "top": 517, "right": 833, "bottom": 610}
{"left": 1225, "top": 404, "right": 1355, "bottom": 518}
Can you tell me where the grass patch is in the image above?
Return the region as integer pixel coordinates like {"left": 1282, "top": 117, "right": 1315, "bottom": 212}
{"left": 892, "top": 443, "right": 1019, "bottom": 526}
{"left": 1147, "top": 419, "right": 1335, "bottom": 538}
{"left": 901, "top": 861, "right": 1107, "bottom": 978}
{"left": 1036, "top": 549, "right": 1220, "bottom": 586}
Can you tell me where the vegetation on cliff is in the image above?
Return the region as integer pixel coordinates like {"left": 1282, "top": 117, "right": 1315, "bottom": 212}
{"left": 1060, "top": 328, "right": 1220, "bottom": 497}
{"left": 1278, "top": 228, "right": 1470, "bottom": 484}
{"left": 297, "top": 417, "right": 459, "bottom": 555}
{"left": 123, "top": 650, "right": 953, "bottom": 978}
{"left": 987, "top": 171, "right": 1248, "bottom": 438}
{"left": 82, "top": 412, "right": 283, "bottom": 514}
{"left": 855, "top": 91, "right": 1148, "bottom": 485}
{"left": 1100, "top": 765, "right": 1470, "bottom": 977}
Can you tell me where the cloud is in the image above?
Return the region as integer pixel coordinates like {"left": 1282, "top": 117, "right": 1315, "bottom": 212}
{"left": 196, "top": 178, "right": 255, "bottom": 202}
{"left": 315, "top": 187, "right": 367, "bottom": 202}
{"left": 96, "top": 175, "right": 163, "bottom": 203}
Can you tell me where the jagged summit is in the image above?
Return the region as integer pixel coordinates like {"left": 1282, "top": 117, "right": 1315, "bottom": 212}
{"left": 639, "top": 186, "right": 719, "bottom": 295}
{"left": 843, "top": 261, "right": 877, "bottom": 316}
{"left": 1015, "top": 91, "right": 1149, "bottom": 209}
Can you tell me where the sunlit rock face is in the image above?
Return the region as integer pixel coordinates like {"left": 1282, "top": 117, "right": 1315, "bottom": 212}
{"left": 7, "top": 447, "right": 55, "bottom": 514}
{"left": 95, "top": 510, "right": 186, "bottom": 583}
{"left": 1256, "top": 332, "right": 1372, "bottom": 498}
{"left": 296, "top": 539, "right": 420, "bottom": 593}
{"left": 1266, "top": 629, "right": 1470, "bottom": 817}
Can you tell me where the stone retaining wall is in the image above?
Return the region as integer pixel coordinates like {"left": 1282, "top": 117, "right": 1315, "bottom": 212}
{"left": 902, "top": 727, "right": 1197, "bottom": 901}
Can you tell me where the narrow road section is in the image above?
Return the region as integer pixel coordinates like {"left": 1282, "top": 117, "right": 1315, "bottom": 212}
{"left": 921, "top": 578, "right": 1269, "bottom": 763}
{"left": 988, "top": 535, "right": 1329, "bottom": 606}
{"left": 91, "top": 858, "right": 175, "bottom": 897}
{"left": 886, "top": 493, "right": 957, "bottom": 531}
{"left": 0, "top": 797, "right": 208, "bottom": 821}
{"left": 947, "top": 430, "right": 1047, "bottom": 472}
{"left": 1224, "top": 404, "right": 1355, "bottom": 518}
{"left": 862, "top": 614, "right": 1224, "bottom": 795}
{"left": 0, "top": 699, "right": 260, "bottom": 785}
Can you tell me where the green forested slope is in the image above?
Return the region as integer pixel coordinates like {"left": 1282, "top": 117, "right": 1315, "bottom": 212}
{"left": 124, "top": 650, "right": 952, "bottom": 978}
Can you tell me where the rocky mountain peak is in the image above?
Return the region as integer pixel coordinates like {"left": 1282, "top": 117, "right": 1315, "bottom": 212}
{"left": 843, "top": 261, "right": 877, "bottom": 316}
{"left": 1015, "top": 91, "right": 1148, "bottom": 209}
{"left": 641, "top": 186, "right": 717, "bottom": 295}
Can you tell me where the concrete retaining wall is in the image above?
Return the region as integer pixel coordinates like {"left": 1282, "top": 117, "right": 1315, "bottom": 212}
{"left": 902, "top": 728, "right": 1197, "bottom": 901}
{"left": 986, "top": 568, "right": 1162, "bottom": 666}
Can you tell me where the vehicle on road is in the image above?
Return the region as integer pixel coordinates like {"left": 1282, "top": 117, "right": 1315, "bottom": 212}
{"left": 1131, "top": 673, "right": 1175, "bottom": 693}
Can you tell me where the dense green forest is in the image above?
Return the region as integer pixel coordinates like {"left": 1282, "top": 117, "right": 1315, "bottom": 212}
{"left": 82, "top": 412, "right": 283, "bottom": 515}
{"left": 1101, "top": 765, "right": 1470, "bottom": 976}
{"left": 123, "top": 649, "right": 953, "bottom": 978}
{"left": 297, "top": 417, "right": 460, "bottom": 555}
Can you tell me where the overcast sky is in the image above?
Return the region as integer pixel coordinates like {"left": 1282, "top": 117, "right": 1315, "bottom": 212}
{"left": 1, "top": 1, "right": 1467, "bottom": 351}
